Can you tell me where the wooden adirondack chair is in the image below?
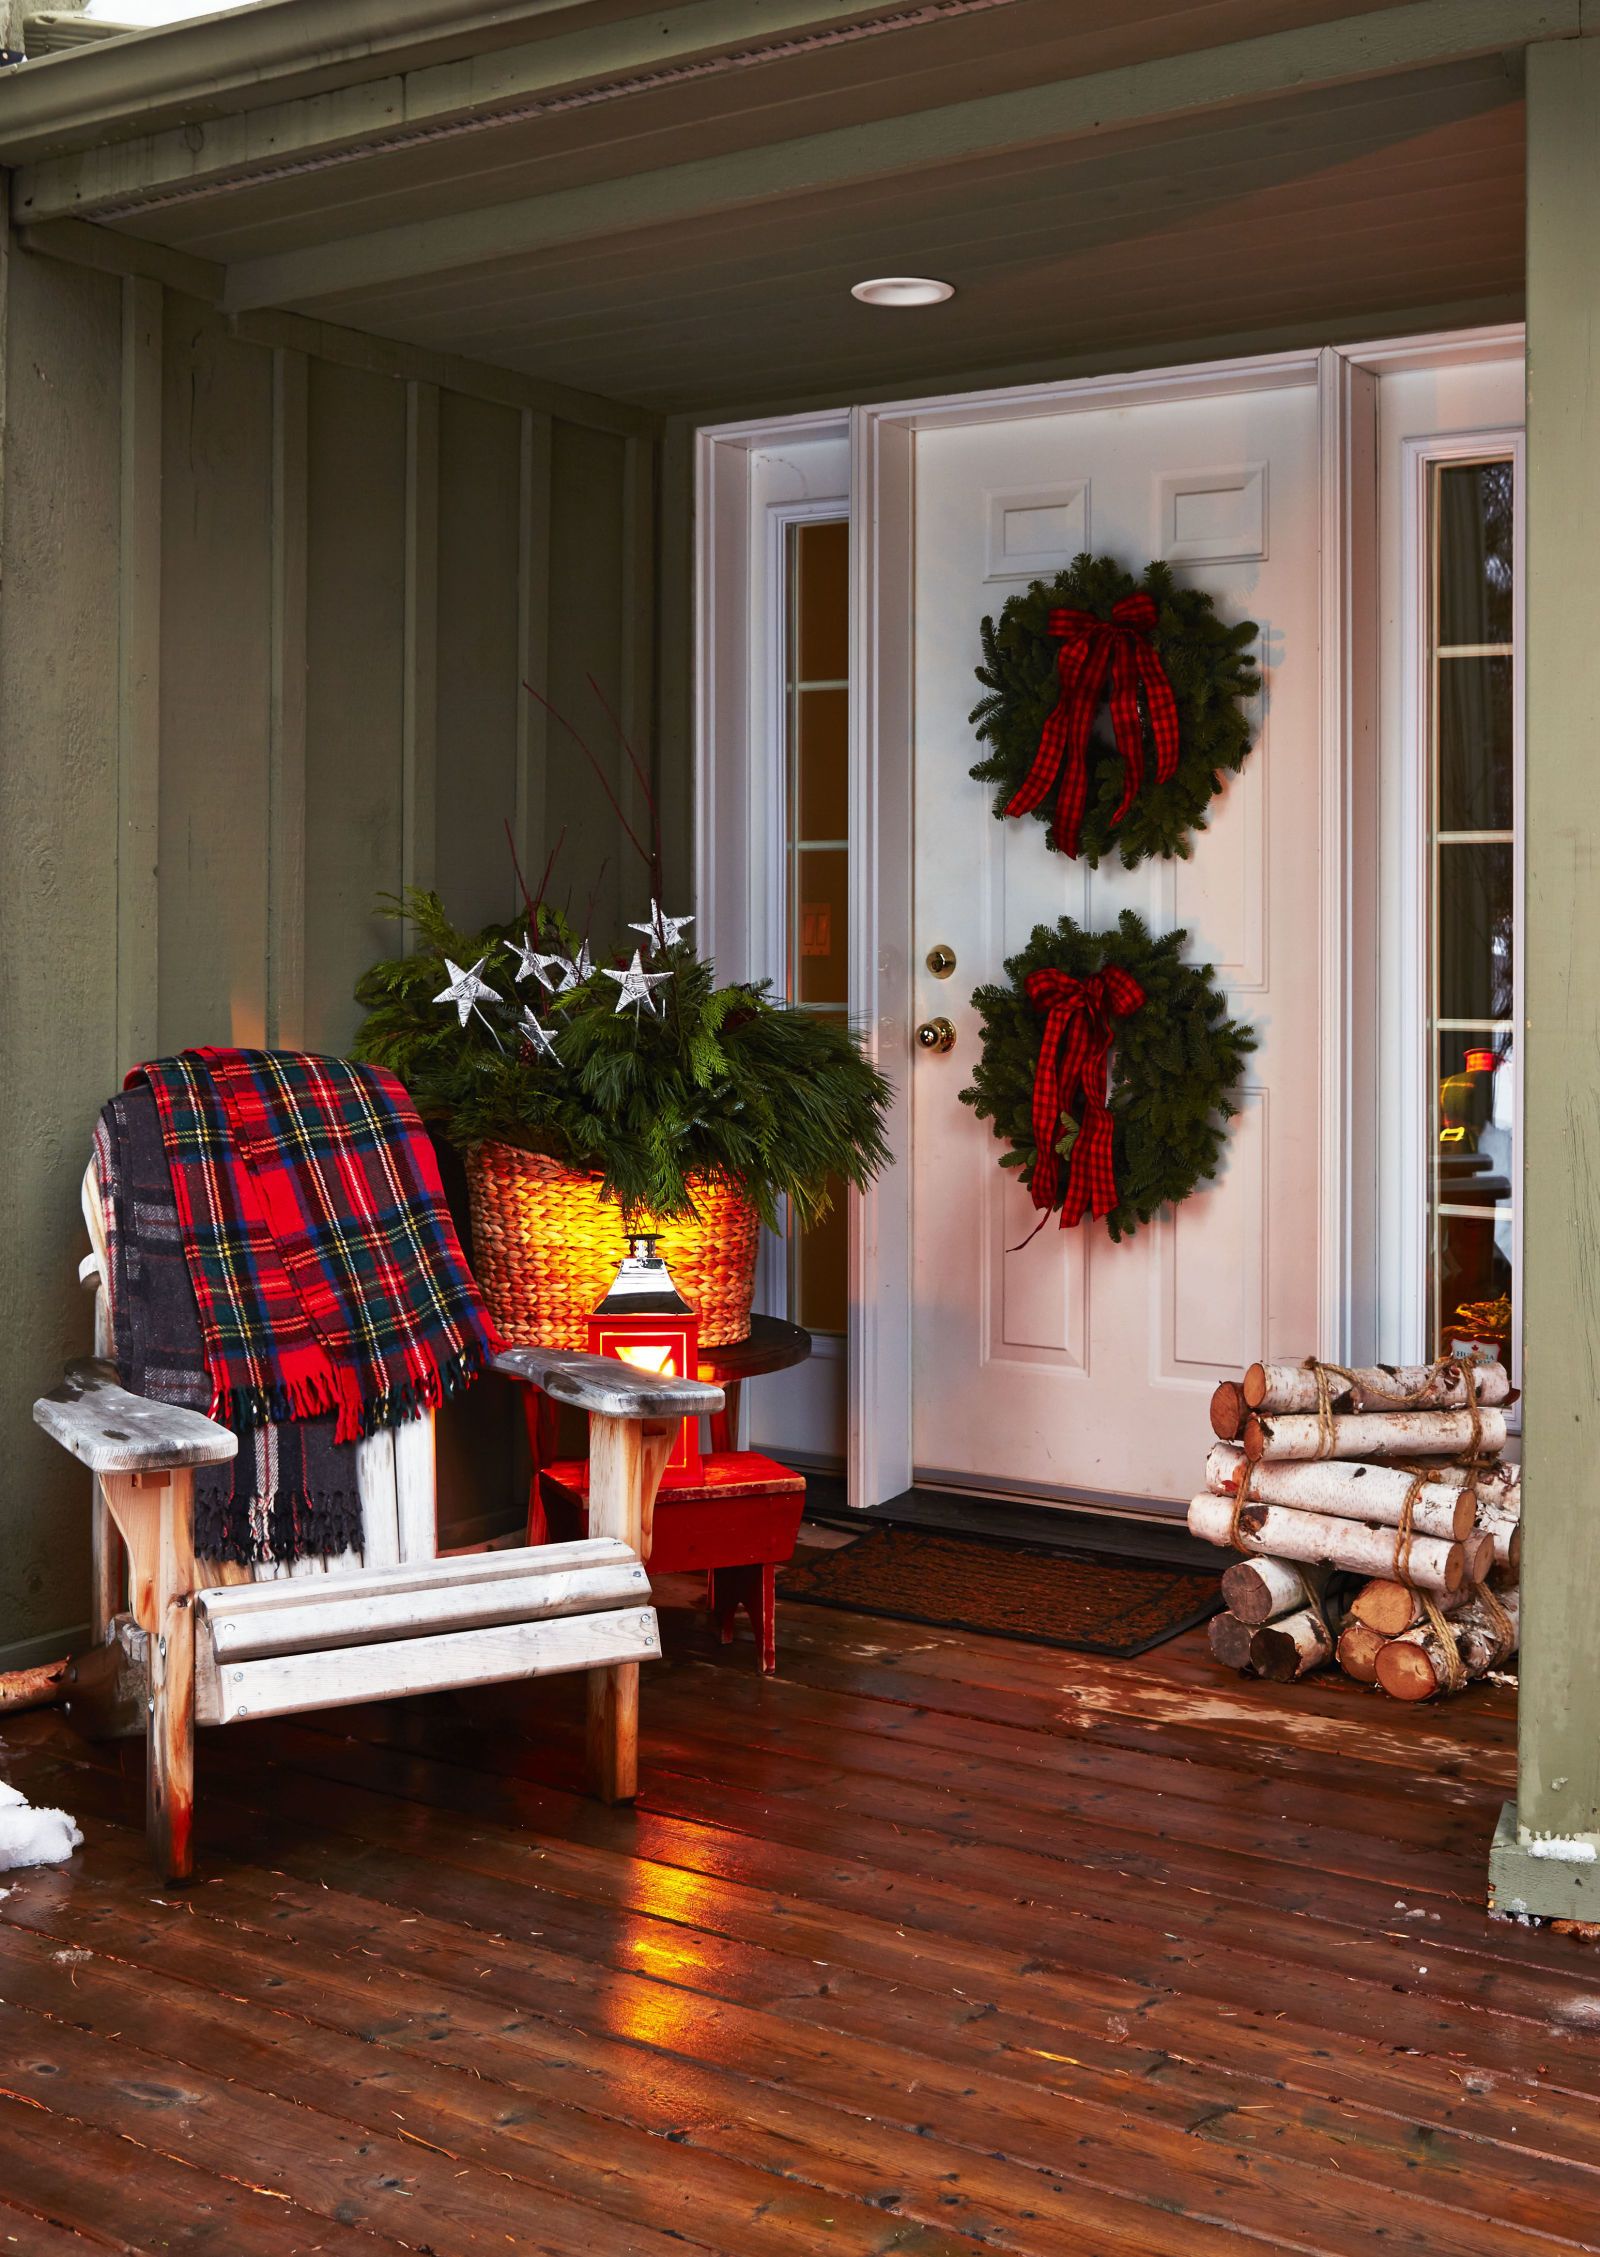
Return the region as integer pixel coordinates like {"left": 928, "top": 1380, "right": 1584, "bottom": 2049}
{"left": 32, "top": 1156, "right": 723, "bottom": 1881}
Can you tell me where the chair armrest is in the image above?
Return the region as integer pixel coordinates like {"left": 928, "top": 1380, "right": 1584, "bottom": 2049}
{"left": 34, "top": 1358, "right": 238, "bottom": 1475}
{"left": 493, "top": 1345, "right": 723, "bottom": 1421}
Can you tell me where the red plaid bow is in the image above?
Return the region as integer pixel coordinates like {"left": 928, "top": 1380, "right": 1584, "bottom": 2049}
{"left": 1005, "top": 593, "right": 1180, "bottom": 858}
{"left": 1024, "top": 966, "right": 1145, "bottom": 1225}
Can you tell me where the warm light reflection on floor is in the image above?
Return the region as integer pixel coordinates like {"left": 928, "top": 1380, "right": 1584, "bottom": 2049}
{"left": 600, "top": 1862, "right": 722, "bottom": 2049}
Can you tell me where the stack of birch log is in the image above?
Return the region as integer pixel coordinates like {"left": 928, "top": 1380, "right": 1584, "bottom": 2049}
{"left": 1191, "top": 1359, "right": 1520, "bottom": 1700}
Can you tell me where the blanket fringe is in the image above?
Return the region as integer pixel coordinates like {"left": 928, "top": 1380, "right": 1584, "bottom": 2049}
{"left": 195, "top": 1484, "right": 364, "bottom": 1568}
{"left": 214, "top": 1337, "right": 492, "bottom": 1444}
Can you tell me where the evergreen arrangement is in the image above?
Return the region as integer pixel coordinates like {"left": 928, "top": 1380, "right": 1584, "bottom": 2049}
{"left": 969, "top": 554, "right": 1261, "bottom": 869}
{"left": 353, "top": 890, "right": 893, "bottom": 1230}
{"left": 959, "top": 910, "right": 1257, "bottom": 1242}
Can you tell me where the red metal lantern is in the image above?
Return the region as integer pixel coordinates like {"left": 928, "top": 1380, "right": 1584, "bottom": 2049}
{"left": 588, "top": 1234, "right": 703, "bottom": 1480}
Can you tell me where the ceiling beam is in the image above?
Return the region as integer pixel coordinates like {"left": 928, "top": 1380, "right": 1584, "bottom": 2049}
{"left": 221, "top": 0, "right": 1560, "bottom": 316}
{"left": 9, "top": 0, "right": 908, "bottom": 220}
{"left": 0, "top": 1, "right": 608, "bottom": 161}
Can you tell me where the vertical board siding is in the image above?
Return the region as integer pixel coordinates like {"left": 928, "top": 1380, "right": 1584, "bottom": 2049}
{"left": 117, "top": 274, "right": 162, "bottom": 1076}
{"left": 547, "top": 420, "right": 635, "bottom": 940}
{"left": 0, "top": 248, "right": 124, "bottom": 1658}
{"left": 303, "top": 358, "right": 408, "bottom": 1054}
{"left": 516, "top": 409, "right": 554, "bottom": 893}
{"left": 402, "top": 379, "right": 440, "bottom": 908}
{"left": 157, "top": 292, "right": 274, "bottom": 1054}
{"left": 267, "top": 348, "right": 309, "bottom": 1050}
{"left": 435, "top": 389, "right": 523, "bottom": 928}
{"left": 0, "top": 254, "right": 661, "bottom": 1658}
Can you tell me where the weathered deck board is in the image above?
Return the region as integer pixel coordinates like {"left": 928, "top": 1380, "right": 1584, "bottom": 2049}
{"left": 0, "top": 1599, "right": 1595, "bottom": 2256}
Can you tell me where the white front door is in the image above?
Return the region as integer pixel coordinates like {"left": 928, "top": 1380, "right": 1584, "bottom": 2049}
{"left": 909, "top": 379, "right": 1323, "bottom": 1509}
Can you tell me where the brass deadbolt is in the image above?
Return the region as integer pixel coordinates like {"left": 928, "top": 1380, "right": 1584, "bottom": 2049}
{"left": 925, "top": 943, "right": 957, "bottom": 979}
{"left": 916, "top": 1017, "right": 957, "bottom": 1055}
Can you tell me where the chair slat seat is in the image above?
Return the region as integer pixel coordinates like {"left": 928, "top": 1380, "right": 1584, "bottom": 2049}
{"left": 198, "top": 1605, "right": 662, "bottom": 1725}
{"left": 197, "top": 1539, "right": 648, "bottom": 1659}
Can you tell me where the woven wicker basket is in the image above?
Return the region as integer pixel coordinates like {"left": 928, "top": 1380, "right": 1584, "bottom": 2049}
{"left": 464, "top": 1141, "right": 761, "bottom": 1351}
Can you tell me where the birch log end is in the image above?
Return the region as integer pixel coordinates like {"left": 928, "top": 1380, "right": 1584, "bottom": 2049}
{"left": 1335, "top": 1620, "right": 1387, "bottom": 1684}
{"left": 1209, "top": 1381, "right": 1246, "bottom": 1441}
{"left": 1250, "top": 1604, "right": 1334, "bottom": 1681}
{"left": 1208, "top": 1611, "right": 1256, "bottom": 1672}
{"left": 1219, "top": 1554, "right": 1320, "bottom": 1628}
{"left": 1347, "top": 1579, "right": 1471, "bottom": 1637}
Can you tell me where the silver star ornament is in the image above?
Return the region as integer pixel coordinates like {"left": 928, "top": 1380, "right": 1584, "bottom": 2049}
{"left": 504, "top": 931, "right": 573, "bottom": 993}
{"left": 516, "top": 1007, "right": 561, "bottom": 1062}
{"left": 628, "top": 900, "right": 694, "bottom": 957}
{"left": 602, "top": 948, "right": 672, "bottom": 1019}
{"left": 434, "top": 957, "right": 501, "bottom": 1028}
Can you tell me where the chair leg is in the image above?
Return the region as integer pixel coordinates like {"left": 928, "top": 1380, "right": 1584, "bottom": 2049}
{"left": 709, "top": 1563, "right": 777, "bottom": 1669}
{"left": 519, "top": 1387, "right": 553, "bottom": 1544}
{"left": 144, "top": 1471, "right": 196, "bottom": 1882}
{"left": 587, "top": 1662, "right": 639, "bottom": 1802}
{"left": 756, "top": 1561, "right": 777, "bottom": 1674}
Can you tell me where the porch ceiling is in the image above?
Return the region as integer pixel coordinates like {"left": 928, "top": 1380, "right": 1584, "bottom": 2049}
{"left": 2, "top": 0, "right": 1534, "bottom": 414}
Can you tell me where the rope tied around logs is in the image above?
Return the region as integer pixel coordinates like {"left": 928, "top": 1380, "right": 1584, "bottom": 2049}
{"left": 1391, "top": 1467, "right": 1429, "bottom": 1587}
{"left": 1418, "top": 1589, "right": 1471, "bottom": 1695}
{"left": 1300, "top": 1354, "right": 1486, "bottom": 1462}
{"left": 1227, "top": 1456, "right": 1256, "bottom": 1551}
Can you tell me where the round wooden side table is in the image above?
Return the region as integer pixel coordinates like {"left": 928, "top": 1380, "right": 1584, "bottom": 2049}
{"left": 697, "top": 1313, "right": 812, "bottom": 1452}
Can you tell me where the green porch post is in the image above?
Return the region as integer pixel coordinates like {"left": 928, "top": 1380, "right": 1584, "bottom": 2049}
{"left": 1487, "top": 34, "right": 1600, "bottom": 1922}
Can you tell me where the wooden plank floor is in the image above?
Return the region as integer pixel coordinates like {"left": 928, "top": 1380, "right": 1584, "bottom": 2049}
{"left": 1, "top": 1584, "right": 1598, "bottom": 2255}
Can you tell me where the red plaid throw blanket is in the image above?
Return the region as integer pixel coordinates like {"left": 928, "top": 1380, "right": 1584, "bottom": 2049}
{"left": 127, "top": 1048, "right": 501, "bottom": 1445}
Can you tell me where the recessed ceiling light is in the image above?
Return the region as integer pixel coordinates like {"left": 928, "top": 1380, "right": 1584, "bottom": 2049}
{"left": 850, "top": 276, "right": 955, "bottom": 308}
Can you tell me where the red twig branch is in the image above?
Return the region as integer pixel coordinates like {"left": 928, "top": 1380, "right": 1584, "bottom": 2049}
{"left": 522, "top": 682, "right": 653, "bottom": 873}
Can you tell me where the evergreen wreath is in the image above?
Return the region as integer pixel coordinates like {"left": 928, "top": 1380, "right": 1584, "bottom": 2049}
{"left": 959, "top": 910, "right": 1257, "bottom": 1242}
{"left": 969, "top": 554, "right": 1260, "bottom": 869}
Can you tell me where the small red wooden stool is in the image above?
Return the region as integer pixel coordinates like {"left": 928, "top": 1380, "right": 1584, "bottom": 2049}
{"left": 540, "top": 1450, "right": 805, "bottom": 1672}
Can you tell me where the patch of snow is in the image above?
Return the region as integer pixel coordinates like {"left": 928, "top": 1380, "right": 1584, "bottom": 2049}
{"left": 1526, "top": 1836, "right": 1599, "bottom": 1864}
{"left": 0, "top": 1778, "right": 82, "bottom": 1871}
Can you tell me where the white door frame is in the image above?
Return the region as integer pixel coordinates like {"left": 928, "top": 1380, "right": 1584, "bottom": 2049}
{"left": 697, "top": 322, "right": 1525, "bottom": 1509}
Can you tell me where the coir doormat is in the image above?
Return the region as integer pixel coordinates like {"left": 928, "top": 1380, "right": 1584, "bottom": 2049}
{"left": 778, "top": 1525, "right": 1221, "bottom": 1658}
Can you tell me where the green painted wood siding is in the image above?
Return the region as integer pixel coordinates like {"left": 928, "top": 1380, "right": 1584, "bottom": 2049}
{"left": 0, "top": 246, "right": 662, "bottom": 1662}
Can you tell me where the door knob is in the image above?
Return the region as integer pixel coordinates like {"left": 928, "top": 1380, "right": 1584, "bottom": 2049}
{"left": 916, "top": 1017, "right": 957, "bottom": 1055}
{"left": 925, "top": 943, "right": 957, "bottom": 979}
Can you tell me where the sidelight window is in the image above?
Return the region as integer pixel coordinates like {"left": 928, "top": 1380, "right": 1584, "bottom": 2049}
{"left": 1424, "top": 455, "right": 1521, "bottom": 1375}
{"left": 781, "top": 516, "right": 850, "bottom": 1337}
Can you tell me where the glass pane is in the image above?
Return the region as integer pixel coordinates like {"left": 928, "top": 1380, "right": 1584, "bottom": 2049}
{"left": 796, "top": 519, "right": 849, "bottom": 682}
{"left": 794, "top": 847, "right": 849, "bottom": 1004}
{"left": 797, "top": 686, "right": 848, "bottom": 840}
{"left": 1438, "top": 654, "right": 1513, "bottom": 831}
{"left": 1437, "top": 842, "right": 1513, "bottom": 1022}
{"left": 1434, "top": 1033, "right": 1514, "bottom": 1209}
{"left": 1436, "top": 461, "right": 1514, "bottom": 647}
{"left": 1433, "top": 1211, "right": 1514, "bottom": 1362}
{"left": 797, "top": 1172, "right": 849, "bottom": 1336}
